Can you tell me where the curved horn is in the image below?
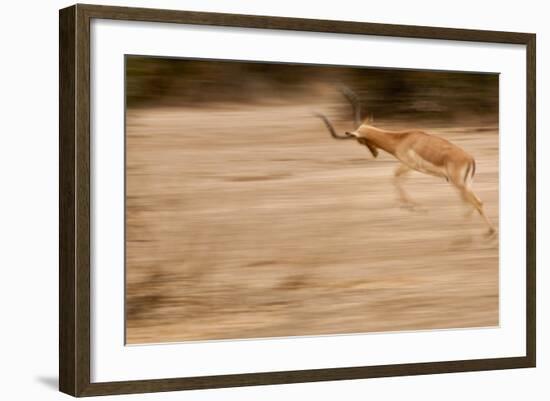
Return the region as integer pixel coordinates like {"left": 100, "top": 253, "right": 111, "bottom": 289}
{"left": 313, "top": 112, "right": 354, "bottom": 140}
{"left": 339, "top": 86, "right": 362, "bottom": 129}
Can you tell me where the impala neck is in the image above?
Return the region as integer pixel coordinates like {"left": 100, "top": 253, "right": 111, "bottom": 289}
{"left": 358, "top": 125, "right": 401, "bottom": 155}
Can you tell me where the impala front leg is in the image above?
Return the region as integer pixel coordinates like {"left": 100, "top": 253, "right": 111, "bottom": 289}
{"left": 393, "top": 164, "right": 418, "bottom": 208}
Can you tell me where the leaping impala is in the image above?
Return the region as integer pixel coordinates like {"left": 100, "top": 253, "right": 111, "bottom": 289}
{"left": 315, "top": 88, "right": 496, "bottom": 235}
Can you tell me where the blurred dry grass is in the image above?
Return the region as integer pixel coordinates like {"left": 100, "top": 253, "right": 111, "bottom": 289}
{"left": 125, "top": 99, "right": 498, "bottom": 344}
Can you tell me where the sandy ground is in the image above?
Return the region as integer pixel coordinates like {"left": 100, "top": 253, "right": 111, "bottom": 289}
{"left": 125, "top": 102, "right": 499, "bottom": 344}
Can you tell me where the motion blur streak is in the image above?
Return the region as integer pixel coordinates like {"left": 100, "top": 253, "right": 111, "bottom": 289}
{"left": 125, "top": 57, "right": 498, "bottom": 344}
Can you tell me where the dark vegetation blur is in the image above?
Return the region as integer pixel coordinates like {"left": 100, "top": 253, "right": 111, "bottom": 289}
{"left": 126, "top": 56, "right": 498, "bottom": 123}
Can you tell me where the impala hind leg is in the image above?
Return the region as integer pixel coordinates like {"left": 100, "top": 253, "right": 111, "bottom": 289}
{"left": 458, "top": 185, "right": 496, "bottom": 235}
{"left": 464, "top": 207, "right": 475, "bottom": 219}
{"left": 394, "top": 164, "right": 418, "bottom": 209}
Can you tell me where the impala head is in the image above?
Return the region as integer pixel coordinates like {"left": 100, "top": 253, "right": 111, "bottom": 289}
{"left": 346, "top": 130, "right": 379, "bottom": 158}
{"left": 313, "top": 111, "right": 379, "bottom": 158}
{"left": 313, "top": 86, "right": 379, "bottom": 158}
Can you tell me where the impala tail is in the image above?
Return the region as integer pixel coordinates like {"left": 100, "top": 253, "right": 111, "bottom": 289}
{"left": 464, "top": 159, "right": 476, "bottom": 186}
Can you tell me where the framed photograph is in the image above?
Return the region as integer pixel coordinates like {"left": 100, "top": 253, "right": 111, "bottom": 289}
{"left": 59, "top": 4, "right": 536, "bottom": 397}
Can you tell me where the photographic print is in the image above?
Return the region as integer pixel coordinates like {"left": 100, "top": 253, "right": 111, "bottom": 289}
{"left": 124, "top": 56, "right": 499, "bottom": 345}
{"left": 59, "top": 6, "right": 535, "bottom": 395}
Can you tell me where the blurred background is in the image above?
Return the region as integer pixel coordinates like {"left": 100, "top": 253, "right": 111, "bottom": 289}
{"left": 127, "top": 56, "right": 498, "bottom": 123}
{"left": 125, "top": 56, "right": 499, "bottom": 344}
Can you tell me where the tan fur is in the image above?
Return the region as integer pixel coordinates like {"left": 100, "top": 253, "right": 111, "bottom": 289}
{"left": 350, "top": 123, "right": 495, "bottom": 234}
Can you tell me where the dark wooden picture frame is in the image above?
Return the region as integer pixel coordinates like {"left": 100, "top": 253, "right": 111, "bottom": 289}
{"left": 59, "top": 3, "right": 536, "bottom": 397}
